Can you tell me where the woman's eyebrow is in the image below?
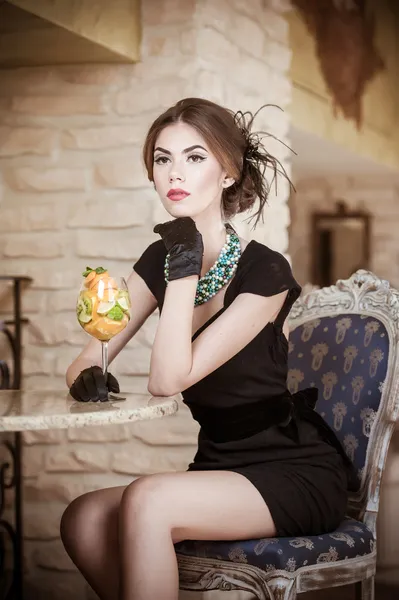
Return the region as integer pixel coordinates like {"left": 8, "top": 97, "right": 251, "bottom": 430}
{"left": 154, "top": 144, "right": 208, "bottom": 155}
{"left": 183, "top": 144, "right": 208, "bottom": 153}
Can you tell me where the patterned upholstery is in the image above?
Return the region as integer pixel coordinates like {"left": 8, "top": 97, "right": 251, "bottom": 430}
{"left": 288, "top": 314, "right": 389, "bottom": 483}
{"left": 175, "top": 518, "right": 374, "bottom": 572}
{"left": 175, "top": 314, "right": 387, "bottom": 572}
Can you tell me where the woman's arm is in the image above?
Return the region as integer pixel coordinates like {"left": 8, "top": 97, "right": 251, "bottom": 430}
{"left": 148, "top": 276, "right": 197, "bottom": 395}
{"left": 66, "top": 269, "right": 158, "bottom": 388}
{"left": 148, "top": 286, "right": 288, "bottom": 397}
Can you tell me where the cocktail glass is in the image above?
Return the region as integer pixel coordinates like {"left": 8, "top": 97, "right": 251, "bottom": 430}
{"left": 76, "top": 267, "right": 131, "bottom": 399}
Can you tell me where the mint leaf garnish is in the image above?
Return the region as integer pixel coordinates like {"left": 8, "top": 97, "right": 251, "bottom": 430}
{"left": 107, "top": 306, "right": 124, "bottom": 321}
{"left": 82, "top": 266, "right": 107, "bottom": 277}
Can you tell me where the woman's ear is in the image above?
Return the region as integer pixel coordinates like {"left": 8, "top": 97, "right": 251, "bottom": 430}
{"left": 222, "top": 176, "right": 235, "bottom": 189}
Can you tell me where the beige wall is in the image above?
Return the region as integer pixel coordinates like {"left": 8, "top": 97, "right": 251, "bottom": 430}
{"left": 288, "top": 1, "right": 399, "bottom": 170}
{"left": 0, "top": 0, "right": 293, "bottom": 597}
{"left": 289, "top": 176, "right": 399, "bottom": 288}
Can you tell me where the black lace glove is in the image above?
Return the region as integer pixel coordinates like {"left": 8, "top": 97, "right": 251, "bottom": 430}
{"left": 153, "top": 217, "right": 203, "bottom": 281}
{"left": 69, "top": 366, "right": 120, "bottom": 402}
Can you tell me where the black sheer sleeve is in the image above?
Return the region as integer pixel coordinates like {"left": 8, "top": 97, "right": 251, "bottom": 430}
{"left": 237, "top": 242, "right": 301, "bottom": 328}
{"left": 133, "top": 240, "right": 167, "bottom": 307}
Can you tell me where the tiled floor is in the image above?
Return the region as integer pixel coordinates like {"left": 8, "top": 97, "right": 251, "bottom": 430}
{"left": 302, "top": 583, "right": 396, "bottom": 599}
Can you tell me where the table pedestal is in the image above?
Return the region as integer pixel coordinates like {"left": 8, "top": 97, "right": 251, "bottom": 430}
{"left": 0, "top": 275, "right": 32, "bottom": 600}
{"left": 0, "top": 434, "right": 22, "bottom": 600}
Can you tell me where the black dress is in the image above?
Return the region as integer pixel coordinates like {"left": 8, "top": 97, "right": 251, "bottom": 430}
{"left": 133, "top": 239, "right": 350, "bottom": 537}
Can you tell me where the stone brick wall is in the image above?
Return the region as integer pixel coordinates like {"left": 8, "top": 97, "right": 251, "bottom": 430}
{"left": 0, "top": 1, "right": 293, "bottom": 598}
{"left": 289, "top": 176, "right": 399, "bottom": 288}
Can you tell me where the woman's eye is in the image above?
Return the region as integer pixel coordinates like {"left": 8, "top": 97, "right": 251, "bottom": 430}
{"left": 188, "top": 154, "right": 206, "bottom": 163}
{"left": 154, "top": 156, "right": 169, "bottom": 165}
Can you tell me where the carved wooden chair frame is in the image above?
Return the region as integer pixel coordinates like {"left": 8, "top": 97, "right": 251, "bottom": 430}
{"left": 177, "top": 271, "right": 399, "bottom": 600}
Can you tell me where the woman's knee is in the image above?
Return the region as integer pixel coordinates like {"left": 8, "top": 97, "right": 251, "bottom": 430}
{"left": 61, "top": 493, "right": 88, "bottom": 548}
{"left": 120, "top": 475, "right": 184, "bottom": 543}
{"left": 121, "top": 476, "right": 156, "bottom": 508}
{"left": 60, "top": 490, "right": 105, "bottom": 553}
{"left": 120, "top": 475, "right": 172, "bottom": 523}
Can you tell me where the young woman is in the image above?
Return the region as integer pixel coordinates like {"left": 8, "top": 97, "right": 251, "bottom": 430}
{"left": 61, "top": 98, "right": 355, "bottom": 600}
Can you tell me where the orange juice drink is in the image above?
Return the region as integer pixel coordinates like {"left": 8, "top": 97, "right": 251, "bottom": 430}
{"left": 77, "top": 267, "right": 130, "bottom": 341}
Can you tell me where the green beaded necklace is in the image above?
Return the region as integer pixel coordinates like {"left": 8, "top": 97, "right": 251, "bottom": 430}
{"left": 164, "top": 225, "right": 241, "bottom": 306}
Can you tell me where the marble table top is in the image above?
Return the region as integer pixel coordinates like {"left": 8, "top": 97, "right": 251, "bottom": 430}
{"left": 0, "top": 390, "right": 179, "bottom": 432}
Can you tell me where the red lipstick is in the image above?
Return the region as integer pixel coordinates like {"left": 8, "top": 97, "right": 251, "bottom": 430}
{"left": 167, "top": 188, "right": 190, "bottom": 201}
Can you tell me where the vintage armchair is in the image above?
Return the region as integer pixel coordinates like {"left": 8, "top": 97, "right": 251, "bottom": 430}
{"left": 175, "top": 270, "right": 399, "bottom": 600}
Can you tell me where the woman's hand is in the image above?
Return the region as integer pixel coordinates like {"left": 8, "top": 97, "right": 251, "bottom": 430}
{"left": 153, "top": 217, "right": 203, "bottom": 280}
{"left": 69, "top": 366, "right": 120, "bottom": 402}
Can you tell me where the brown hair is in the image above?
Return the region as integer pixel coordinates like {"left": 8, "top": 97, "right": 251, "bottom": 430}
{"left": 142, "top": 98, "right": 291, "bottom": 228}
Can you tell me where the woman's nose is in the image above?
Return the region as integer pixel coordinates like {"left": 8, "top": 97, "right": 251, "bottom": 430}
{"left": 168, "top": 165, "right": 185, "bottom": 183}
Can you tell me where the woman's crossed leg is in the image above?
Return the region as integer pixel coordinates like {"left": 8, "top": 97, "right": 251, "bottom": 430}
{"left": 60, "top": 470, "right": 276, "bottom": 600}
